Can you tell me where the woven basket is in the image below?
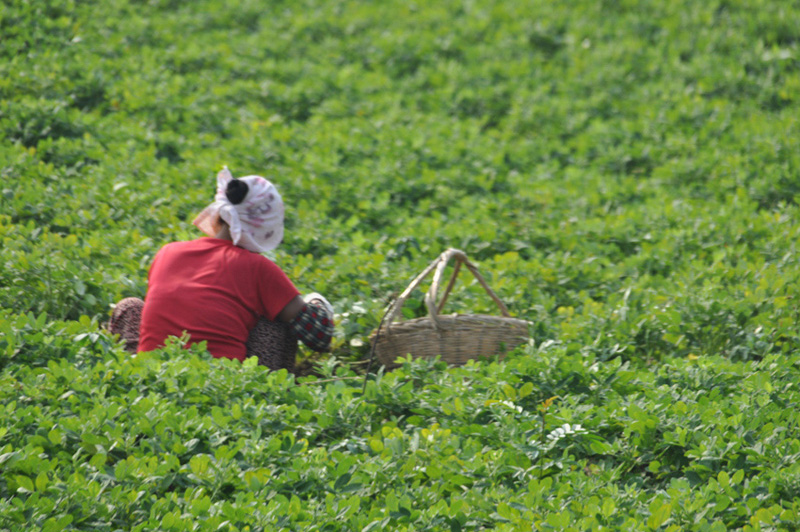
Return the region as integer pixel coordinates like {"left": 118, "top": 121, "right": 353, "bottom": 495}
{"left": 371, "top": 249, "right": 532, "bottom": 368}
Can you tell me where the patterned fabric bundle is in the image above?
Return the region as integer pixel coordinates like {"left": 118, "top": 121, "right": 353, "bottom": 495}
{"left": 291, "top": 300, "right": 335, "bottom": 352}
{"left": 193, "top": 167, "right": 284, "bottom": 253}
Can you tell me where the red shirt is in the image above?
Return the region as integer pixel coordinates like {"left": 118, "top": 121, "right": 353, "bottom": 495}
{"left": 137, "top": 238, "right": 300, "bottom": 361}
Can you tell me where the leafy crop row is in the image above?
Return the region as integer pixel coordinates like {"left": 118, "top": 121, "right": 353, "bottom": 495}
{"left": 3, "top": 0, "right": 799, "bottom": 352}
{"left": 2, "top": 0, "right": 800, "bottom": 529}
{"left": 3, "top": 329, "right": 800, "bottom": 530}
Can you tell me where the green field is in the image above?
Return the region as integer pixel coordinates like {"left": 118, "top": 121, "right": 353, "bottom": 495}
{"left": 2, "top": 0, "right": 800, "bottom": 530}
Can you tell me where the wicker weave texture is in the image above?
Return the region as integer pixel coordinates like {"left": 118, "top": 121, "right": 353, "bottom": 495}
{"left": 374, "top": 314, "right": 531, "bottom": 367}
{"left": 371, "top": 249, "right": 532, "bottom": 368}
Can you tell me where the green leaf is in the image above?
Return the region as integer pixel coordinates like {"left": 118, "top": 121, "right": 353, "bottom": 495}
{"left": 47, "top": 428, "right": 62, "bottom": 445}
{"left": 189, "top": 455, "right": 211, "bottom": 476}
{"left": 647, "top": 503, "right": 671, "bottom": 529}
{"left": 497, "top": 502, "right": 514, "bottom": 520}
{"left": 519, "top": 382, "right": 534, "bottom": 398}
{"left": 426, "top": 463, "right": 442, "bottom": 479}
{"left": 42, "top": 515, "right": 73, "bottom": 532}
{"left": 502, "top": 384, "right": 516, "bottom": 400}
{"left": 115, "top": 461, "right": 128, "bottom": 480}
{"left": 191, "top": 496, "right": 212, "bottom": 516}
{"left": 334, "top": 472, "right": 352, "bottom": 491}
{"left": 341, "top": 482, "right": 363, "bottom": 493}
{"left": 90, "top": 453, "right": 107, "bottom": 467}
{"left": 601, "top": 498, "right": 616, "bottom": 518}
{"left": 73, "top": 280, "right": 86, "bottom": 296}
{"left": 453, "top": 397, "right": 464, "bottom": 412}
{"left": 546, "top": 511, "right": 571, "bottom": 529}
{"left": 15, "top": 475, "right": 34, "bottom": 493}
{"left": 0, "top": 452, "right": 20, "bottom": 467}
{"left": 35, "top": 472, "right": 48, "bottom": 492}
{"left": 288, "top": 495, "right": 302, "bottom": 517}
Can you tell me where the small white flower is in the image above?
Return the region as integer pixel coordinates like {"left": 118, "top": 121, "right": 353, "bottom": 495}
{"left": 546, "top": 423, "right": 586, "bottom": 441}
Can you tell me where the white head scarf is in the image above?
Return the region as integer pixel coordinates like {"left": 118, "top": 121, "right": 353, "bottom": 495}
{"left": 193, "top": 167, "right": 285, "bottom": 253}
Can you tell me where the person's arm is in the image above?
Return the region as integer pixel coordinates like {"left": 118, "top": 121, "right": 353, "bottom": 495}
{"left": 276, "top": 295, "right": 306, "bottom": 322}
{"left": 254, "top": 257, "right": 334, "bottom": 352}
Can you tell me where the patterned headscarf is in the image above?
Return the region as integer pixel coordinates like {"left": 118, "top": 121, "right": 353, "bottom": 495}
{"left": 193, "top": 167, "right": 284, "bottom": 253}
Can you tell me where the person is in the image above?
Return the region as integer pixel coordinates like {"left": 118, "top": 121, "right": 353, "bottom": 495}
{"left": 107, "top": 167, "right": 334, "bottom": 372}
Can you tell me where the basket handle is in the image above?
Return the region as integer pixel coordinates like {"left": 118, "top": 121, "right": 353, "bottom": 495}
{"left": 384, "top": 248, "right": 511, "bottom": 331}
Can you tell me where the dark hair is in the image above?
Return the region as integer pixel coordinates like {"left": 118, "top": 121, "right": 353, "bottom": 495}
{"left": 225, "top": 179, "right": 249, "bottom": 204}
